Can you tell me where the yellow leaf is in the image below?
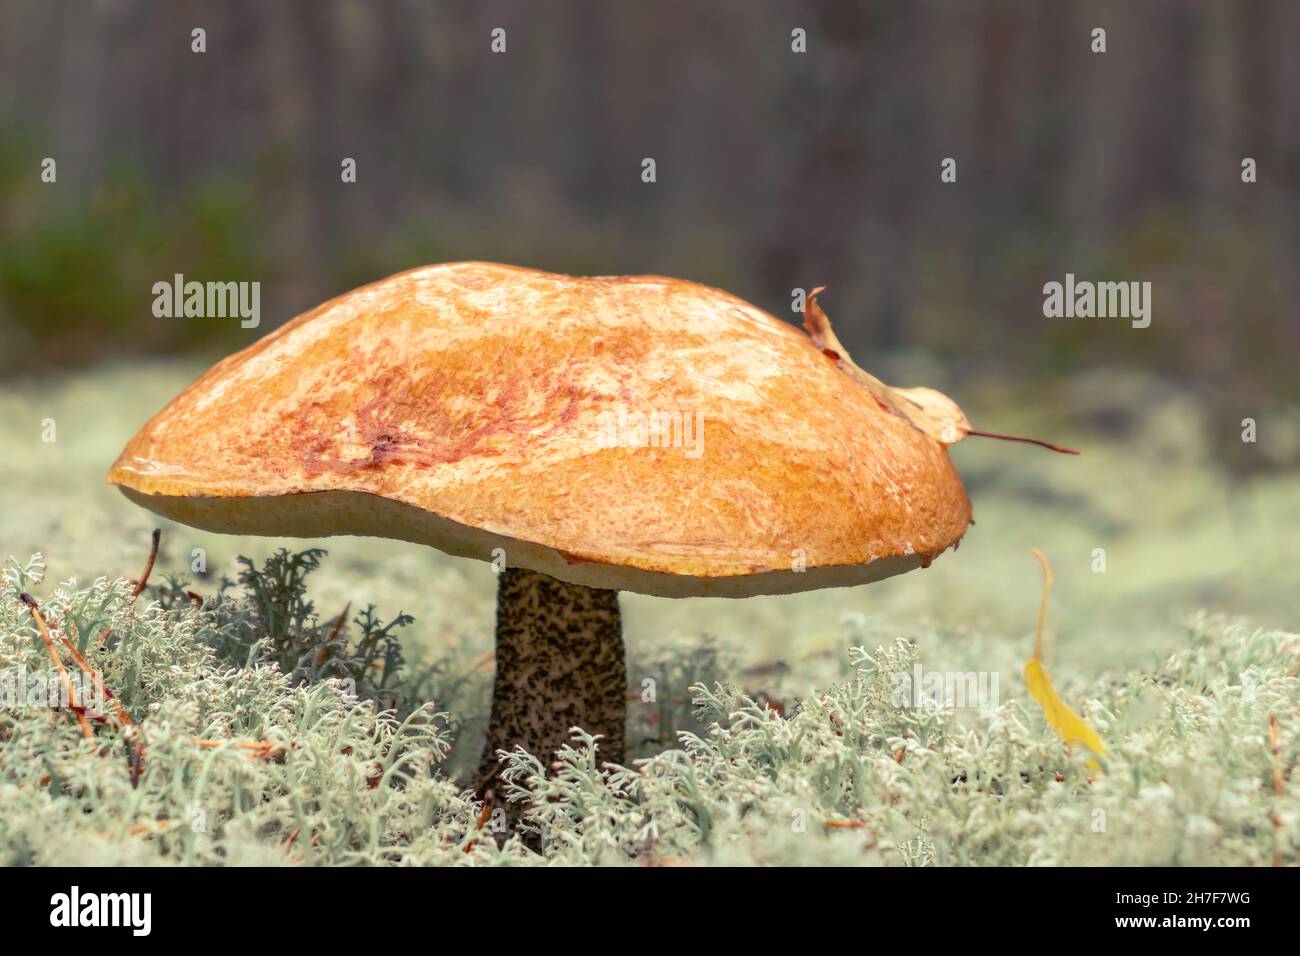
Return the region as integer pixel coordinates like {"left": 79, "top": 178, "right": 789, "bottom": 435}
{"left": 1023, "top": 549, "right": 1105, "bottom": 758}
{"left": 1023, "top": 658, "right": 1105, "bottom": 756}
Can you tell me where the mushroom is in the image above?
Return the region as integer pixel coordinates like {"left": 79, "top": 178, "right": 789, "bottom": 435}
{"left": 108, "top": 262, "right": 994, "bottom": 800}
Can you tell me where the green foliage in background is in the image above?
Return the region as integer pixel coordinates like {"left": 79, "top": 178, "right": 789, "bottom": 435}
{"left": 0, "top": 124, "right": 271, "bottom": 370}
{"left": 2, "top": 547, "right": 1295, "bottom": 867}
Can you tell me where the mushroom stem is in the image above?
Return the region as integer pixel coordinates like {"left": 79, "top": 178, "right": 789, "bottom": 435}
{"left": 478, "top": 568, "right": 626, "bottom": 794}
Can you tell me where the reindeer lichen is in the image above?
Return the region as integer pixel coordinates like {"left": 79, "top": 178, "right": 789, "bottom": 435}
{"left": 1, "top": 549, "right": 1295, "bottom": 867}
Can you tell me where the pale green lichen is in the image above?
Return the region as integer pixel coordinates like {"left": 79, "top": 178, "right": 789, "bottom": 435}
{"left": 0, "top": 549, "right": 1295, "bottom": 866}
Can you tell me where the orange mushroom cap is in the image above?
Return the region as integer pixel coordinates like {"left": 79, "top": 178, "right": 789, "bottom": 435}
{"left": 108, "top": 262, "right": 972, "bottom": 597}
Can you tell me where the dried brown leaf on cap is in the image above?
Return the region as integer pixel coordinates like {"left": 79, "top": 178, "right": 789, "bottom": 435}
{"left": 802, "top": 287, "right": 1079, "bottom": 454}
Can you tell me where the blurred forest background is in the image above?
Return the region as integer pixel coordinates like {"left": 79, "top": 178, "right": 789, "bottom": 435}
{"left": 2, "top": 0, "right": 1298, "bottom": 415}
{"left": 1, "top": 0, "right": 1298, "bottom": 672}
